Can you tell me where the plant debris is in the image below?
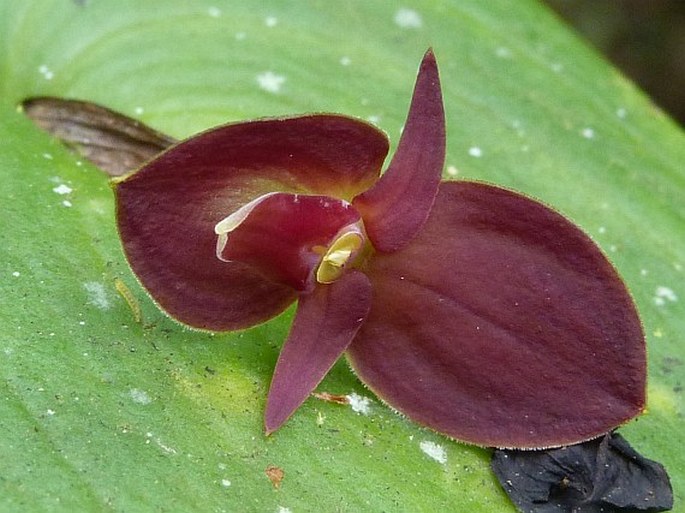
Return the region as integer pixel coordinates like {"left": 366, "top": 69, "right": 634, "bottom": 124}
{"left": 265, "top": 464, "right": 285, "bottom": 489}
{"left": 311, "top": 391, "right": 350, "bottom": 405}
{"left": 114, "top": 277, "right": 142, "bottom": 324}
{"left": 22, "top": 97, "right": 175, "bottom": 176}
{"left": 491, "top": 432, "right": 673, "bottom": 513}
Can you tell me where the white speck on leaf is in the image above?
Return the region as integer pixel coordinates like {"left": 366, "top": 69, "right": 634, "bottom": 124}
{"left": 598, "top": 226, "right": 606, "bottom": 234}
{"left": 38, "top": 64, "right": 54, "bottom": 80}
{"left": 653, "top": 286, "right": 677, "bottom": 306}
{"left": 46, "top": 409, "right": 56, "bottom": 416}
{"left": 53, "top": 184, "right": 72, "bottom": 195}
{"left": 208, "top": 6, "right": 221, "bottom": 17}
{"left": 420, "top": 440, "right": 447, "bottom": 464}
{"left": 43, "top": 153, "right": 53, "bottom": 160}
{"left": 277, "top": 507, "right": 292, "bottom": 513}
{"left": 265, "top": 16, "right": 278, "bottom": 27}
{"left": 367, "top": 115, "right": 381, "bottom": 125}
{"left": 340, "top": 56, "right": 351, "bottom": 66}
{"left": 495, "top": 47, "right": 512, "bottom": 58}
{"left": 257, "top": 71, "right": 286, "bottom": 93}
{"left": 130, "top": 388, "right": 152, "bottom": 405}
{"left": 512, "top": 121, "right": 526, "bottom": 137}
{"left": 581, "top": 127, "right": 595, "bottom": 139}
{"left": 394, "top": 8, "right": 422, "bottom": 28}
{"left": 616, "top": 107, "right": 627, "bottom": 119}
{"left": 446, "top": 165, "right": 459, "bottom": 177}
{"left": 221, "top": 479, "right": 231, "bottom": 487}
{"left": 134, "top": 106, "right": 144, "bottom": 115}
{"left": 145, "top": 431, "right": 177, "bottom": 454}
{"left": 62, "top": 200, "right": 72, "bottom": 208}
{"left": 347, "top": 392, "right": 371, "bottom": 415}
{"left": 468, "top": 146, "right": 482, "bottom": 158}
{"left": 83, "top": 282, "right": 111, "bottom": 310}
{"left": 12, "top": 271, "right": 20, "bottom": 277}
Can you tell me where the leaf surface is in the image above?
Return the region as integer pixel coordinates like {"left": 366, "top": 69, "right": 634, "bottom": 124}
{"left": 1, "top": 1, "right": 683, "bottom": 511}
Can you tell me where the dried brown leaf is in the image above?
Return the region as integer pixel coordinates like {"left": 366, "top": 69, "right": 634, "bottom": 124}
{"left": 22, "top": 97, "right": 176, "bottom": 176}
{"left": 311, "top": 392, "right": 350, "bottom": 405}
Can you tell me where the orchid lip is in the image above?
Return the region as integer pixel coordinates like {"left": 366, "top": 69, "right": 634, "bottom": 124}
{"left": 213, "top": 191, "right": 366, "bottom": 290}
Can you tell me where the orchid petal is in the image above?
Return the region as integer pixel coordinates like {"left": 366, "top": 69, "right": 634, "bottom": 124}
{"left": 353, "top": 49, "right": 445, "bottom": 252}
{"left": 265, "top": 270, "right": 372, "bottom": 434}
{"left": 347, "top": 182, "right": 646, "bottom": 449}
{"left": 116, "top": 185, "right": 294, "bottom": 331}
{"left": 215, "top": 192, "right": 362, "bottom": 292}
{"left": 115, "top": 115, "right": 387, "bottom": 330}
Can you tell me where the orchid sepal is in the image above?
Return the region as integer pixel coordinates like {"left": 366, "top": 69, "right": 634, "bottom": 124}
{"left": 353, "top": 48, "right": 445, "bottom": 253}
{"left": 347, "top": 181, "right": 646, "bottom": 449}
{"left": 265, "top": 270, "right": 372, "bottom": 435}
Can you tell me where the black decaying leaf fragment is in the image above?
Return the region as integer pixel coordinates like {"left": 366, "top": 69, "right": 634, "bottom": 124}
{"left": 492, "top": 432, "right": 673, "bottom": 513}
{"left": 22, "top": 97, "right": 176, "bottom": 176}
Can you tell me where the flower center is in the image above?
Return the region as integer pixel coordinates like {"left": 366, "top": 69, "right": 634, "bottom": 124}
{"left": 316, "top": 227, "right": 365, "bottom": 284}
{"left": 213, "top": 192, "right": 367, "bottom": 292}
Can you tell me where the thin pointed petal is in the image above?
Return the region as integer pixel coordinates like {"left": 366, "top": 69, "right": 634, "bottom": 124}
{"left": 115, "top": 115, "right": 386, "bottom": 330}
{"left": 347, "top": 182, "right": 646, "bottom": 449}
{"left": 353, "top": 49, "right": 445, "bottom": 252}
{"left": 265, "top": 271, "right": 372, "bottom": 434}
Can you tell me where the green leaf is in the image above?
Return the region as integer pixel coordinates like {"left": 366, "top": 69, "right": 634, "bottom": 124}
{"left": 1, "top": 1, "right": 683, "bottom": 511}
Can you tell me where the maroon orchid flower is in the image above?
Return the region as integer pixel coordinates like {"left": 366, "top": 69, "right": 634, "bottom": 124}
{"left": 114, "top": 50, "right": 646, "bottom": 449}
